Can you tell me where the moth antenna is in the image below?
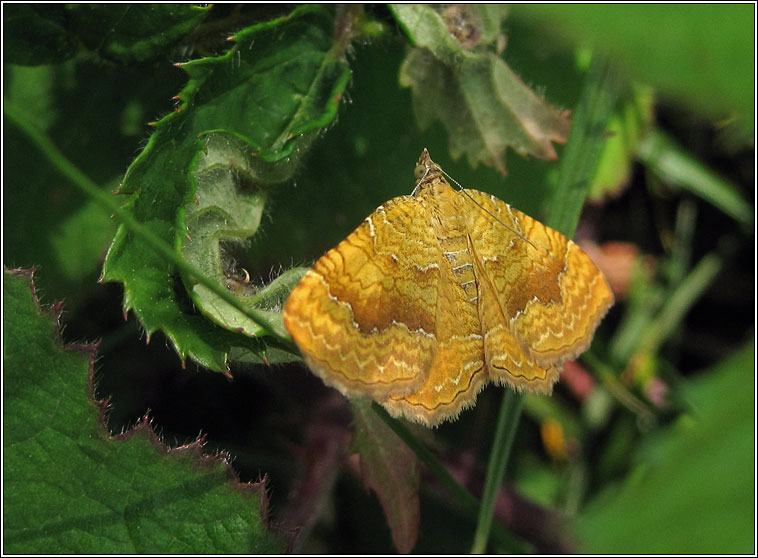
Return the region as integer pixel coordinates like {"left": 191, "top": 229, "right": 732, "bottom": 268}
{"left": 440, "top": 167, "right": 541, "bottom": 253}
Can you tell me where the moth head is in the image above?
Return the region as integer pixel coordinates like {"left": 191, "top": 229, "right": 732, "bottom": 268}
{"left": 413, "top": 148, "right": 447, "bottom": 195}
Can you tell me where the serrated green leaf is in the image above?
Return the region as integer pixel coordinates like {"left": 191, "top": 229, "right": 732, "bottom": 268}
{"left": 180, "top": 136, "right": 308, "bottom": 337}
{"left": 199, "top": 265, "right": 308, "bottom": 341}
{"left": 101, "top": 5, "right": 351, "bottom": 370}
{"left": 391, "top": 4, "right": 570, "bottom": 174}
{"left": 179, "top": 133, "right": 267, "bottom": 336}
{"left": 3, "top": 269, "right": 283, "bottom": 554}
{"left": 351, "top": 401, "right": 421, "bottom": 554}
{"left": 65, "top": 4, "right": 210, "bottom": 64}
{"left": 575, "top": 343, "right": 755, "bottom": 553}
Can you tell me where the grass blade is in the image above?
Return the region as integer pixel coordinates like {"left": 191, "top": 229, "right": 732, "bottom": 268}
{"left": 472, "top": 55, "right": 622, "bottom": 553}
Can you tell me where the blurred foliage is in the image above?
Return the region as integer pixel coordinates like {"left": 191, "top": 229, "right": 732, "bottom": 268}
{"left": 3, "top": 3, "right": 754, "bottom": 554}
{"left": 576, "top": 342, "right": 754, "bottom": 554}
{"left": 513, "top": 4, "right": 754, "bottom": 136}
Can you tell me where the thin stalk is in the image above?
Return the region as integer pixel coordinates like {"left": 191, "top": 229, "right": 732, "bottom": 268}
{"left": 581, "top": 350, "right": 655, "bottom": 426}
{"left": 4, "top": 100, "right": 298, "bottom": 353}
{"left": 547, "top": 57, "right": 623, "bottom": 236}
{"left": 636, "top": 247, "right": 727, "bottom": 358}
{"left": 470, "top": 390, "right": 524, "bottom": 553}
{"left": 471, "top": 54, "right": 622, "bottom": 553}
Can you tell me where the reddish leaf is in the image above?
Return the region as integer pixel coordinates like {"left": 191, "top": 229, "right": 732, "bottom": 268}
{"left": 350, "top": 401, "right": 420, "bottom": 553}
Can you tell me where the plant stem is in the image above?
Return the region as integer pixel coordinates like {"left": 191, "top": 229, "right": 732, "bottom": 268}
{"left": 636, "top": 246, "right": 727, "bottom": 359}
{"left": 582, "top": 350, "right": 655, "bottom": 426}
{"left": 470, "top": 389, "right": 524, "bottom": 553}
{"left": 547, "top": 56, "right": 623, "bottom": 236}
{"left": 4, "top": 100, "right": 298, "bottom": 353}
{"left": 471, "top": 55, "right": 622, "bottom": 553}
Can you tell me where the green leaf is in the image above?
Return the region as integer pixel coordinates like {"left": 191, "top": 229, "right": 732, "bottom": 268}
{"left": 588, "top": 85, "right": 654, "bottom": 201}
{"left": 4, "top": 4, "right": 210, "bottom": 66}
{"left": 65, "top": 4, "right": 210, "bottom": 63}
{"left": 638, "top": 130, "right": 754, "bottom": 227}
{"left": 546, "top": 56, "right": 622, "bottom": 236}
{"left": 50, "top": 198, "right": 119, "bottom": 282}
{"left": 3, "top": 268, "right": 283, "bottom": 554}
{"left": 101, "top": 5, "right": 351, "bottom": 370}
{"left": 575, "top": 343, "right": 755, "bottom": 553}
{"left": 179, "top": 133, "right": 308, "bottom": 339}
{"left": 512, "top": 4, "right": 755, "bottom": 136}
{"left": 351, "top": 401, "right": 421, "bottom": 554}
{"left": 3, "top": 4, "right": 77, "bottom": 65}
{"left": 391, "top": 4, "right": 570, "bottom": 174}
